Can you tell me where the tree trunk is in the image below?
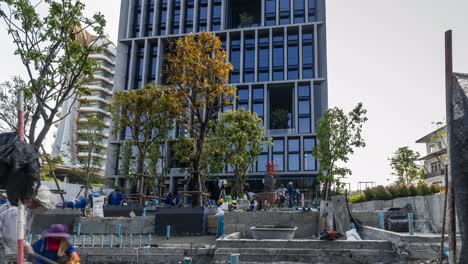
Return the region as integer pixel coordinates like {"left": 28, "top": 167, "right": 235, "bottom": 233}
{"left": 137, "top": 158, "right": 145, "bottom": 205}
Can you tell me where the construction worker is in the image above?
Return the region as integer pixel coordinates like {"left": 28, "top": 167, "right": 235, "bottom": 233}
{"left": 31, "top": 224, "right": 79, "bottom": 264}
{"left": 0, "top": 185, "right": 54, "bottom": 263}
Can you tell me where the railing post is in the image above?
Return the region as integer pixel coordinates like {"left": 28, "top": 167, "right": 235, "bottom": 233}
{"left": 379, "top": 210, "right": 385, "bottom": 229}
{"left": 408, "top": 213, "right": 414, "bottom": 235}
{"left": 230, "top": 254, "right": 240, "bottom": 264}
{"left": 166, "top": 225, "right": 171, "bottom": 240}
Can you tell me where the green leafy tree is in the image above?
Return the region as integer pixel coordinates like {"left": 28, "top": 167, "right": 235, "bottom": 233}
{"left": 312, "top": 103, "right": 368, "bottom": 201}
{"left": 109, "top": 85, "right": 180, "bottom": 203}
{"left": 39, "top": 154, "right": 63, "bottom": 181}
{"left": 0, "top": 77, "right": 35, "bottom": 132}
{"left": 165, "top": 32, "right": 234, "bottom": 205}
{"left": 209, "top": 109, "right": 269, "bottom": 198}
{"left": 389, "top": 146, "right": 422, "bottom": 186}
{"left": 0, "top": 0, "right": 106, "bottom": 150}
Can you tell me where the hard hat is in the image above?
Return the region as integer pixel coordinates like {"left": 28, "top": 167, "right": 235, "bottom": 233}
{"left": 217, "top": 198, "right": 224, "bottom": 205}
{"left": 231, "top": 200, "right": 237, "bottom": 205}
{"left": 33, "top": 185, "right": 53, "bottom": 208}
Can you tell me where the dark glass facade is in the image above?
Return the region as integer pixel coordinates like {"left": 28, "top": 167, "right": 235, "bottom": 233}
{"left": 112, "top": 0, "right": 328, "bottom": 188}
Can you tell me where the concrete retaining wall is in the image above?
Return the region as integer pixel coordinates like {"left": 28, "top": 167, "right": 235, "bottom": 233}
{"left": 77, "top": 247, "right": 214, "bottom": 264}
{"left": 223, "top": 211, "right": 319, "bottom": 238}
{"left": 360, "top": 226, "right": 461, "bottom": 262}
{"left": 351, "top": 194, "right": 449, "bottom": 232}
{"left": 74, "top": 217, "right": 155, "bottom": 234}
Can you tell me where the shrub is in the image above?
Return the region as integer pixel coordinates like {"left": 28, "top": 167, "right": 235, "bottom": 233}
{"left": 387, "top": 185, "right": 400, "bottom": 198}
{"left": 373, "top": 185, "right": 393, "bottom": 200}
{"left": 397, "top": 184, "right": 410, "bottom": 198}
{"left": 349, "top": 192, "right": 366, "bottom": 203}
{"left": 363, "top": 188, "right": 374, "bottom": 201}
{"left": 409, "top": 185, "right": 418, "bottom": 196}
{"left": 417, "top": 183, "right": 430, "bottom": 196}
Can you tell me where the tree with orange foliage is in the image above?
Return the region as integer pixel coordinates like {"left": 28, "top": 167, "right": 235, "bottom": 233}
{"left": 165, "top": 32, "right": 234, "bottom": 205}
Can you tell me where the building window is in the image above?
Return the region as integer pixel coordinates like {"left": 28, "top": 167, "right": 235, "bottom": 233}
{"left": 145, "top": 0, "right": 155, "bottom": 36}
{"left": 171, "top": 0, "right": 181, "bottom": 34}
{"left": 211, "top": 0, "right": 222, "bottom": 31}
{"left": 244, "top": 34, "right": 255, "bottom": 83}
{"left": 430, "top": 162, "right": 443, "bottom": 172}
{"left": 293, "top": 0, "right": 305, "bottom": 23}
{"left": 279, "top": 0, "right": 290, "bottom": 25}
{"left": 287, "top": 31, "right": 299, "bottom": 80}
{"left": 147, "top": 44, "right": 158, "bottom": 84}
{"left": 184, "top": 0, "right": 194, "bottom": 33}
{"left": 257, "top": 32, "right": 269, "bottom": 82}
{"left": 288, "top": 138, "right": 300, "bottom": 171}
{"left": 298, "top": 83, "right": 311, "bottom": 133}
{"left": 236, "top": 86, "right": 249, "bottom": 111}
{"left": 273, "top": 138, "right": 284, "bottom": 171}
{"left": 308, "top": 0, "right": 316, "bottom": 22}
{"left": 269, "top": 84, "right": 293, "bottom": 131}
{"left": 227, "top": 0, "right": 261, "bottom": 29}
{"left": 302, "top": 28, "right": 314, "bottom": 78}
{"left": 304, "top": 137, "right": 316, "bottom": 171}
{"left": 134, "top": 45, "right": 145, "bottom": 89}
{"left": 252, "top": 85, "right": 264, "bottom": 123}
{"left": 158, "top": 0, "right": 168, "bottom": 35}
{"left": 265, "top": 0, "right": 276, "bottom": 26}
{"left": 230, "top": 34, "right": 241, "bottom": 83}
{"left": 272, "top": 30, "right": 284, "bottom": 81}
{"left": 257, "top": 142, "right": 269, "bottom": 172}
{"left": 133, "top": 0, "right": 142, "bottom": 37}
{"left": 198, "top": 0, "right": 208, "bottom": 31}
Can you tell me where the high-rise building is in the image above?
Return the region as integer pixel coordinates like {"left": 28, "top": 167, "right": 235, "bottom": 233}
{"left": 107, "top": 0, "right": 328, "bottom": 192}
{"left": 52, "top": 33, "right": 116, "bottom": 181}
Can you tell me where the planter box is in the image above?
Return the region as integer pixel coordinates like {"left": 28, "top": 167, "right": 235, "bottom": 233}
{"left": 250, "top": 225, "right": 298, "bottom": 240}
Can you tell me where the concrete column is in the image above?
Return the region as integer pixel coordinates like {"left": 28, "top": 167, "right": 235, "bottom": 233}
{"left": 261, "top": 0, "right": 265, "bottom": 26}
{"left": 310, "top": 81, "right": 315, "bottom": 133}
{"left": 304, "top": 0, "right": 309, "bottom": 23}
{"left": 294, "top": 81, "right": 298, "bottom": 133}
{"left": 283, "top": 28, "right": 287, "bottom": 80}
{"left": 127, "top": 40, "right": 137, "bottom": 89}
{"left": 180, "top": 0, "right": 186, "bottom": 33}
{"left": 254, "top": 29, "right": 259, "bottom": 83}
{"left": 240, "top": 31, "right": 244, "bottom": 83}
{"left": 142, "top": 39, "right": 149, "bottom": 84}
{"left": 299, "top": 135, "right": 304, "bottom": 172}
{"left": 275, "top": 0, "right": 279, "bottom": 25}
{"left": 314, "top": 24, "right": 319, "bottom": 78}
{"left": 220, "top": 0, "right": 226, "bottom": 30}
{"left": 140, "top": 0, "right": 148, "bottom": 37}
{"left": 263, "top": 83, "right": 267, "bottom": 129}
{"left": 290, "top": 0, "right": 294, "bottom": 24}
{"left": 268, "top": 28, "right": 272, "bottom": 81}
{"left": 298, "top": 25, "right": 303, "bottom": 80}
{"left": 156, "top": 38, "right": 164, "bottom": 84}
{"left": 126, "top": 0, "right": 134, "bottom": 39}
{"left": 167, "top": 0, "right": 173, "bottom": 34}
{"left": 193, "top": 0, "right": 199, "bottom": 31}
{"left": 154, "top": 0, "right": 161, "bottom": 35}
{"left": 207, "top": 0, "right": 212, "bottom": 31}
{"left": 226, "top": 32, "right": 231, "bottom": 63}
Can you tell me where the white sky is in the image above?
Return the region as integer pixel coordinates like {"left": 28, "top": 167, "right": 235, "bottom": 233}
{"left": 0, "top": 0, "right": 467, "bottom": 189}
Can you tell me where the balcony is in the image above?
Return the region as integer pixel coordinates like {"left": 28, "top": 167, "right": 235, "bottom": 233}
{"left": 425, "top": 169, "right": 445, "bottom": 179}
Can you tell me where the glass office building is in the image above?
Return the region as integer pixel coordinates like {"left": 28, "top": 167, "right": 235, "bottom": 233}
{"left": 107, "top": 0, "right": 328, "bottom": 191}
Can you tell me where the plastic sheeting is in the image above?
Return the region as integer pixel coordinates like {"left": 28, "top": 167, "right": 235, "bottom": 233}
{"left": 0, "top": 132, "right": 40, "bottom": 205}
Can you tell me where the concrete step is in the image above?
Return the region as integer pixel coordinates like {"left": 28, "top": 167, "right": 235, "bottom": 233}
{"left": 213, "top": 240, "right": 398, "bottom": 264}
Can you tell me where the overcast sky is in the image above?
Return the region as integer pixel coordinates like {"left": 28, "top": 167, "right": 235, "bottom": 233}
{"left": 0, "top": 0, "right": 467, "bottom": 189}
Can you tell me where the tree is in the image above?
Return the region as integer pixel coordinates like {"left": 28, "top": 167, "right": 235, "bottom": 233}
{"left": 0, "top": 0, "right": 106, "bottom": 150}
{"left": 76, "top": 116, "right": 106, "bottom": 197}
{"left": 39, "top": 154, "right": 63, "bottom": 182}
{"left": 109, "top": 85, "right": 180, "bottom": 203}
{"left": 389, "top": 146, "right": 422, "bottom": 186}
{"left": 165, "top": 32, "right": 234, "bottom": 205}
{"left": 312, "top": 103, "right": 368, "bottom": 201}
{"left": 0, "top": 77, "right": 35, "bottom": 133}
{"left": 209, "top": 109, "right": 269, "bottom": 198}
